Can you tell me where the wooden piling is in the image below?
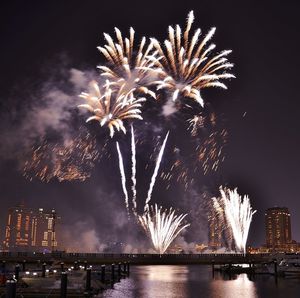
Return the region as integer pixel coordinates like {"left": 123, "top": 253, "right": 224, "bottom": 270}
{"left": 14, "top": 265, "right": 20, "bottom": 281}
{"left": 60, "top": 262, "right": 65, "bottom": 272}
{"left": 60, "top": 272, "right": 68, "bottom": 298}
{"left": 101, "top": 265, "right": 106, "bottom": 283}
{"left": 118, "top": 263, "right": 121, "bottom": 280}
{"left": 42, "top": 263, "right": 46, "bottom": 278}
{"left": 85, "top": 267, "right": 92, "bottom": 293}
{"left": 5, "top": 279, "right": 17, "bottom": 298}
{"left": 111, "top": 263, "right": 115, "bottom": 285}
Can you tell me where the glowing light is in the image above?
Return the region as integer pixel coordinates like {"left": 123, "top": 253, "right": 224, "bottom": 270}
{"left": 144, "top": 131, "right": 169, "bottom": 212}
{"left": 23, "top": 132, "right": 100, "bottom": 182}
{"left": 78, "top": 81, "right": 146, "bottom": 138}
{"left": 150, "top": 11, "right": 235, "bottom": 106}
{"left": 213, "top": 187, "right": 256, "bottom": 253}
{"left": 116, "top": 142, "right": 130, "bottom": 215}
{"left": 97, "top": 27, "right": 158, "bottom": 98}
{"left": 139, "top": 204, "right": 190, "bottom": 254}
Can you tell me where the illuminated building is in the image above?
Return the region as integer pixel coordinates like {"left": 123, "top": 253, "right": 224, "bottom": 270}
{"left": 3, "top": 204, "right": 60, "bottom": 252}
{"left": 265, "top": 207, "right": 293, "bottom": 252}
{"left": 208, "top": 208, "right": 222, "bottom": 250}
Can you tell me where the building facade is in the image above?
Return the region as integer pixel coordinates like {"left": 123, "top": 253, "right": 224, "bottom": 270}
{"left": 208, "top": 208, "right": 223, "bottom": 250}
{"left": 265, "top": 207, "right": 293, "bottom": 252}
{"left": 3, "top": 204, "right": 59, "bottom": 252}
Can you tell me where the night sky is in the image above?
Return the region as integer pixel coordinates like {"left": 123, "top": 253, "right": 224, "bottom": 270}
{"left": 1, "top": 0, "right": 300, "bottom": 250}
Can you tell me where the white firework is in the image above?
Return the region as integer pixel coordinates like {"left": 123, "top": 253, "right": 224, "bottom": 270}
{"left": 213, "top": 187, "right": 256, "bottom": 253}
{"left": 139, "top": 204, "right": 190, "bottom": 254}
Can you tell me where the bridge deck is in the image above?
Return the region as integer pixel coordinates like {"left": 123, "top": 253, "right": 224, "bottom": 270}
{"left": 0, "top": 252, "right": 274, "bottom": 265}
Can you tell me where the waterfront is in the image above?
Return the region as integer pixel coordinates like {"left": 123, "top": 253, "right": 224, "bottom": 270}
{"left": 102, "top": 265, "right": 300, "bottom": 298}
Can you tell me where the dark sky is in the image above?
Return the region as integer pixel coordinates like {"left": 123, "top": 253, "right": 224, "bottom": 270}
{"left": 0, "top": 0, "right": 300, "bottom": 250}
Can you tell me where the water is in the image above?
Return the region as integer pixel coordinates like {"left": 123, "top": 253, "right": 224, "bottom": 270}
{"left": 102, "top": 265, "right": 300, "bottom": 298}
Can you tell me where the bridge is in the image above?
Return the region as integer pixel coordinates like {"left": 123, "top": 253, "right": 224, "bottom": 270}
{"left": 0, "top": 252, "right": 274, "bottom": 265}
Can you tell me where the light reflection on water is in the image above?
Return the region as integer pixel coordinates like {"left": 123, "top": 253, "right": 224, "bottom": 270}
{"left": 210, "top": 274, "right": 257, "bottom": 298}
{"left": 101, "top": 265, "right": 300, "bottom": 298}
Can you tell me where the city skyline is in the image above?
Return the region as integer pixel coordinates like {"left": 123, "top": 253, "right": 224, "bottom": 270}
{"left": 0, "top": 0, "right": 300, "bottom": 251}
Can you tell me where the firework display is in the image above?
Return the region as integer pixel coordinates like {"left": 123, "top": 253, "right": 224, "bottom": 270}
{"left": 139, "top": 204, "right": 190, "bottom": 254}
{"left": 97, "top": 27, "right": 158, "bottom": 99}
{"left": 150, "top": 10, "right": 235, "bottom": 105}
{"left": 78, "top": 81, "right": 146, "bottom": 138}
{"left": 23, "top": 132, "right": 100, "bottom": 182}
{"left": 213, "top": 187, "right": 256, "bottom": 253}
{"left": 23, "top": 10, "right": 244, "bottom": 254}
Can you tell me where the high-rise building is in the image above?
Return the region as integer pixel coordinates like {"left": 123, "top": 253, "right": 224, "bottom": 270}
{"left": 3, "top": 204, "right": 60, "bottom": 252}
{"left": 265, "top": 207, "right": 292, "bottom": 251}
{"left": 208, "top": 209, "right": 222, "bottom": 250}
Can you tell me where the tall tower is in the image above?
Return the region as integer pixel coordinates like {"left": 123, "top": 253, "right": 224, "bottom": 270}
{"left": 265, "top": 207, "right": 292, "bottom": 251}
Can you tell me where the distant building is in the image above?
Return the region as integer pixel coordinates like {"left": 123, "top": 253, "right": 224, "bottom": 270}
{"left": 265, "top": 207, "right": 294, "bottom": 252}
{"left": 208, "top": 208, "right": 222, "bottom": 250}
{"left": 2, "top": 203, "right": 60, "bottom": 252}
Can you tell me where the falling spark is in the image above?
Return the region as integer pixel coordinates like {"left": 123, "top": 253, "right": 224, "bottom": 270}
{"left": 150, "top": 10, "right": 235, "bottom": 106}
{"left": 97, "top": 27, "right": 158, "bottom": 98}
{"left": 78, "top": 80, "right": 146, "bottom": 138}
{"left": 131, "top": 125, "right": 137, "bottom": 216}
{"left": 144, "top": 131, "right": 170, "bottom": 212}
{"left": 187, "top": 114, "right": 205, "bottom": 136}
{"left": 139, "top": 204, "right": 190, "bottom": 254}
{"left": 23, "top": 132, "right": 100, "bottom": 182}
{"left": 116, "top": 142, "right": 130, "bottom": 215}
{"left": 213, "top": 187, "right": 256, "bottom": 253}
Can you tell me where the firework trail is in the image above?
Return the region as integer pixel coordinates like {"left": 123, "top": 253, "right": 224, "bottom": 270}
{"left": 131, "top": 125, "right": 137, "bottom": 216}
{"left": 139, "top": 204, "right": 190, "bottom": 254}
{"left": 213, "top": 187, "right": 256, "bottom": 253}
{"left": 78, "top": 80, "right": 146, "bottom": 138}
{"left": 144, "top": 131, "right": 170, "bottom": 212}
{"left": 97, "top": 27, "right": 158, "bottom": 98}
{"left": 116, "top": 142, "right": 130, "bottom": 215}
{"left": 150, "top": 10, "right": 235, "bottom": 106}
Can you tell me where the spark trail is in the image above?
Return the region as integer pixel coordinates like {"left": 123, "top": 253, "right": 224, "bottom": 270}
{"left": 131, "top": 125, "right": 137, "bottom": 216}
{"left": 116, "top": 142, "right": 130, "bottom": 215}
{"left": 144, "top": 131, "right": 170, "bottom": 212}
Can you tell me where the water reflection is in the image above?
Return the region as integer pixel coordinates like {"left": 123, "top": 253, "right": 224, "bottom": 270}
{"left": 103, "top": 265, "right": 188, "bottom": 298}
{"left": 101, "top": 265, "right": 299, "bottom": 298}
{"left": 210, "top": 274, "right": 257, "bottom": 298}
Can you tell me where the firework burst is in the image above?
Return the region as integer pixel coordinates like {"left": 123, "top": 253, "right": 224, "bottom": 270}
{"left": 150, "top": 10, "right": 235, "bottom": 106}
{"left": 139, "top": 204, "right": 190, "bottom": 254}
{"left": 78, "top": 80, "right": 146, "bottom": 138}
{"left": 97, "top": 27, "right": 158, "bottom": 98}
{"left": 213, "top": 187, "right": 256, "bottom": 253}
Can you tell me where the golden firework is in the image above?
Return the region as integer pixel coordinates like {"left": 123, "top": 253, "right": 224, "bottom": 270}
{"left": 150, "top": 11, "right": 235, "bottom": 106}
{"left": 97, "top": 27, "right": 158, "bottom": 98}
{"left": 78, "top": 80, "right": 146, "bottom": 138}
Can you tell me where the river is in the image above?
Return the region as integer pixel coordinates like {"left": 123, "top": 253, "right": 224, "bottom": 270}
{"left": 101, "top": 265, "right": 300, "bottom": 298}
